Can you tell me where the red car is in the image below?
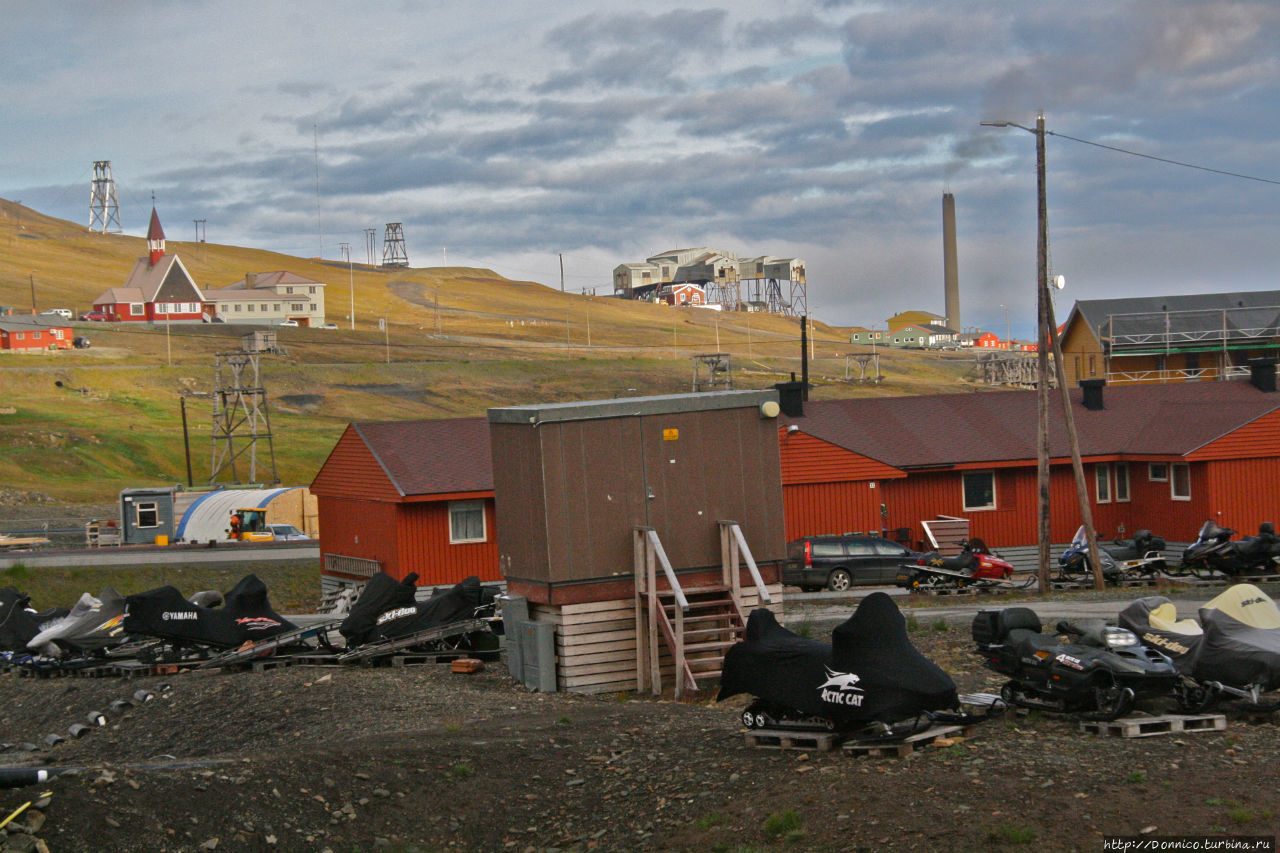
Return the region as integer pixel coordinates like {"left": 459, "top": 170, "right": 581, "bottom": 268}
{"left": 79, "top": 311, "right": 111, "bottom": 321}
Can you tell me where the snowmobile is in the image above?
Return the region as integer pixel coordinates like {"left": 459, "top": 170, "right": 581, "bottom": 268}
{"left": 1119, "top": 584, "right": 1280, "bottom": 711}
{"left": 1058, "top": 525, "right": 1167, "bottom": 584}
{"left": 122, "top": 574, "right": 297, "bottom": 663}
{"left": 336, "top": 573, "right": 501, "bottom": 663}
{"left": 1, "top": 586, "right": 67, "bottom": 665}
{"left": 27, "top": 587, "right": 129, "bottom": 660}
{"left": 1181, "top": 521, "right": 1280, "bottom": 579}
{"left": 718, "top": 592, "right": 982, "bottom": 738}
{"left": 896, "top": 539, "right": 1025, "bottom": 591}
{"left": 972, "top": 606, "right": 1179, "bottom": 720}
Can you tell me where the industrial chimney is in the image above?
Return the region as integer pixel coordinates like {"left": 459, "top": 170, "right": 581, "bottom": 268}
{"left": 942, "top": 193, "right": 960, "bottom": 333}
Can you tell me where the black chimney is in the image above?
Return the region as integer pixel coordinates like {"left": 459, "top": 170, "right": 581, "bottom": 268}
{"left": 775, "top": 376, "right": 805, "bottom": 417}
{"left": 1249, "top": 357, "right": 1277, "bottom": 393}
{"left": 1079, "top": 378, "right": 1106, "bottom": 410}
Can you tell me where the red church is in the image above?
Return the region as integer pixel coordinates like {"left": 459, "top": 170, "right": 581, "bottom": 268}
{"left": 90, "top": 208, "right": 206, "bottom": 323}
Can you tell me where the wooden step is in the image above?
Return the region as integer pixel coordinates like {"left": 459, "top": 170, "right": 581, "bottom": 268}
{"left": 683, "top": 639, "right": 738, "bottom": 653}
{"left": 657, "top": 585, "right": 729, "bottom": 598}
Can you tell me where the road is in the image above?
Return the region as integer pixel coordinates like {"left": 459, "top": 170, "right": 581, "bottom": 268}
{"left": 0, "top": 542, "right": 318, "bottom": 569}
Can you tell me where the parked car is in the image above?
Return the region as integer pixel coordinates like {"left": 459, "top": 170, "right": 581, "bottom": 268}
{"left": 39, "top": 308, "right": 73, "bottom": 320}
{"left": 278, "top": 319, "right": 298, "bottom": 327}
{"left": 73, "top": 336, "right": 91, "bottom": 349}
{"left": 319, "top": 322, "right": 338, "bottom": 330}
{"left": 267, "top": 523, "right": 311, "bottom": 541}
{"left": 783, "top": 534, "right": 919, "bottom": 591}
{"left": 79, "top": 311, "right": 111, "bottom": 321}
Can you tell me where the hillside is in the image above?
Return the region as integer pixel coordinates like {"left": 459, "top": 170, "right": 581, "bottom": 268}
{"left": 0, "top": 199, "right": 994, "bottom": 504}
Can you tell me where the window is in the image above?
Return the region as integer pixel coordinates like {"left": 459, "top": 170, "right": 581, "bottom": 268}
{"left": 1171, "top": 464, "right": 1191, "bottom": 501}
{"left": 449, "top": 500, "right": 486, "bottom": 543}
{"left": 1095, "top": 465, "right": 1111, "bottom": 503}
{"left": 135, "top": 501, "right": 159, "bottom": 528}
{"left": 247, "top": 303, "right": 255, "bottom": 312}
{"left": 1149, "top": 463, "right": 1168, "bottom": 482}
{"left": 962, "top": 471, "right": 996, "bottom": 511}
{"left": 1115, "top": 463, "right": 1130, "bottom": 502}
{"left": 308, "top": 286, "right": 316, "bottom": 294}
{"left": 15, "top": 332, "right": 23, "bottom": 341}
{"left": 811, "top": 541, "right": 843, "bottom": 558}
{"left": 292, "top": 303, "right": 305, "bottom": 311}
{"left": 130, "top": 303, "right": 144, "bottom": 316}
{"left": 844, "top": 541, "right": 875, "bottom": 557}
{"left": 1088, "top": 354, "right": 1096, "bottom": 377}
{"left": 286, "top": 287, "right": 294, "bottom": 294}
{"left": 234, "top": 304, "right": 242, "bottom": 312}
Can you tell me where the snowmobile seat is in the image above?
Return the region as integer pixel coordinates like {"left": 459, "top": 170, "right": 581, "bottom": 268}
{"left": 972, "top": 607, "right": 1041, "bottom": 647}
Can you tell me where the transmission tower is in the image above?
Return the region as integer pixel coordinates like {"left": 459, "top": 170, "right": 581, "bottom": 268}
{"left": 209, "top": 338, "right": 279, "bottom": 486}
{"left": 381, "top": 222, "right": 409, "bottom": 268}
{"left": 88, "top": 161, "right": 122, "bottom": 233}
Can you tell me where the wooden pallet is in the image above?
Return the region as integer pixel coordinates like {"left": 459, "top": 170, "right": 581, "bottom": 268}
{"left": 744, "top": 728, "right": 844, "bottom": 752}
{"left": 1079, "top": 713, "right": 1226, "bottom": 738}
{"left": 842, "top": 724, "right": 974, "bottom": 758}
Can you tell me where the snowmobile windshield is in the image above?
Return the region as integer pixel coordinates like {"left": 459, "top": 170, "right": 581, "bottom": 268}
{"left": 1197, "top": 520, "right": 1232, "bottom": 542}
{"left": 1070, "top": 526, "right": 1087, "bottom": 547}
{"left": 220, "top": 574, "right": 296, "bottom": 638}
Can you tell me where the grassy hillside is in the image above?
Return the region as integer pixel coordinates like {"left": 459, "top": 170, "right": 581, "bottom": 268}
{"left": 1, "top": 199, "right": 993, "bottom": 504}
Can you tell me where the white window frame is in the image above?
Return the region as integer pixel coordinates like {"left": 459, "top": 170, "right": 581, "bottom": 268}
{"left": 961, "top": 471, "right": 997, "bottom": 511}
{"left": 448, "top": 500, "right": 487, "bottom": 544}
{"left": 1095, "top": 464, "right": 1111, "bottom": 504}
{"left": 134, "top": 501, "right": 160, "bottom": 528}
{"left": 1149, "top": 463, "right": 1168, "bottom": 482}
{"left": 1115, "top": 463, "right": 1130, "bottom": 502}
{"left": 130, "top": 303, "right": 145, "bottom": 316}
{"left": 1170, "top": 464, "right": 1191, "bottom": 501}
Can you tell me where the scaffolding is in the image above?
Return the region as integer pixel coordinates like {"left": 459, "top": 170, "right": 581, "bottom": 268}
{"left": 1104, "top": 305, "right": 1280, "bottom": 384}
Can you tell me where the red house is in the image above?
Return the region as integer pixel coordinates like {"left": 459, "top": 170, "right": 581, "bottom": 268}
{"left": 90, "top": 208, "right": 205, "bottom": 323}
{"left": 310, "top": 417, "right": 498, "bottom": 592}
{"left": 779, "top": 371, "right": 1280, "bottom": 549}
{"left": 659, "top": 283, "right": 706, "bottom": 306}
{"left": 0, "top": 316, "right": 73, "bottom": 351}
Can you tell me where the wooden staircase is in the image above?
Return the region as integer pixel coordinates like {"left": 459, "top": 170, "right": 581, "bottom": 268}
{"left": 634, "top": 522, "right": 773, "bottom": 699}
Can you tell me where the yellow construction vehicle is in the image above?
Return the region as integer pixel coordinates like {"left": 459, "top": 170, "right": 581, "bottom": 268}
{"left": 228, "top": 508, "right": 275, "bottom": 542}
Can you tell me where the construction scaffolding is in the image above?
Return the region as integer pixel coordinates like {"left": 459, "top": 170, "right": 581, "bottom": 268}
{"left": 1104, "top": 305, "right": 1280, "bottom": 383}
{"left": 209, "top": 335, "right": 280, "bottom": 485}
{"left": 976, "top": 352, "right": 1053, "bottom": 388}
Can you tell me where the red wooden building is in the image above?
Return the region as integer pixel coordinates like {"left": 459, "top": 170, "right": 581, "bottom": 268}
{"left": 90, "top": 208, "right": 206, "bottom": 323}
{"left": 0, "top": 316, "right": 73, "bottom": 351}
{"left": 779, "top": 371, "right": 1280, "bottom": 548}
{"left": 310, "top": 417, "right": 498, "bottom": 591}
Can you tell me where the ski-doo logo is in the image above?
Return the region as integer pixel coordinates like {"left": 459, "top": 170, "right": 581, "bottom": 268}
{"left": 376, "top": 607, "right": 417, "bottom": 625}
{"left": 818, "top": 667, "right": 865, "bottom": 707}
{"left": 1054, "top": 653, "right": 1084, "bottom": 670}
{"left": 1241, "top": 597, "right": 1266, "bottom": 608}
{"left": 1142, "top": 632, "right": 1192, "bottom": 656}
{"left": 162, "top": 611, "right": 198, "bottom": 621}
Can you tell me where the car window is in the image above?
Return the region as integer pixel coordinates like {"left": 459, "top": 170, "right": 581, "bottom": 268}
{"left": 844, "top": 541, "right": 875, "bottom": 557}
{"left": 811, "top": 541, "right": 843, "bottom": 558}
{"left": 871, "top": 541, "right": 908, "bottom": 557}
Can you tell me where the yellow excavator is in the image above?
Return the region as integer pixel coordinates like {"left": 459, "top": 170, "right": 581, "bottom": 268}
{"left": 228, "top": 508, "right": 274, "bottom": 542}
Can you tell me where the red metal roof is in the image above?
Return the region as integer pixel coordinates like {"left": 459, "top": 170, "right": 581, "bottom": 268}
{"left": 147, "top": 207, "right": 165, "bottom": 242}
{"left": 351, "top": 417, "right": 493, "bottom": 497}
{"left": 784, "top": 380, "right": 1280, "bottom": 469}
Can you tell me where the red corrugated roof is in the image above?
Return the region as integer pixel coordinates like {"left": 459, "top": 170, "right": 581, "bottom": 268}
{"left": 783, "top": 381, "right": 1280, "bottom": 469}
{"left": 352, "top": 417, "right": 492, "bottom": 497}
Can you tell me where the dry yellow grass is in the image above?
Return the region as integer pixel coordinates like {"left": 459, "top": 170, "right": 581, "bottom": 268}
{"left": 0, "top": 199, "right": 990, "bottom": 503}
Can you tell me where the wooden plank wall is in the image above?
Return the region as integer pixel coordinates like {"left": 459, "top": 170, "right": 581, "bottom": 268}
{"left": 530, "top": 584, "right": 784, "bottom": 695}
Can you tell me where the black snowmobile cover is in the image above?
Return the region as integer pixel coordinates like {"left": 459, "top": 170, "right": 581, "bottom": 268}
{"left": 1117, "top": 596, "right": 1203, "bottom": 670}
{"left": 0, "top": 586, "right": 42, "bottom": 652}
{"left": 124, "top": 574, "right": 296, "bottom": 648}
{"left": 718, "top": 592, "right": 958, "bottom": 727}
{"left": 340, "top": 574, "right": 492, "bottom": 646}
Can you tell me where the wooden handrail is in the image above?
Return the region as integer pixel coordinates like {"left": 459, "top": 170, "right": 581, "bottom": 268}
{"left": 642, "top": 527, "right": 688, "bottom": 611}
{"left": 719, "top": 521, "right": 771, "bottom": 605}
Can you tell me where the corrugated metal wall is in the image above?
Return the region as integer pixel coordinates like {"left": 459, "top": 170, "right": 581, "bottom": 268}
{"left": 396, "top": 500, "right": 501, "bottom": 585}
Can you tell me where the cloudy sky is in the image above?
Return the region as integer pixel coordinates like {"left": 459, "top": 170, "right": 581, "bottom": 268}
{"left": 4, "top": 1, "right": 1279, "bottom": 337}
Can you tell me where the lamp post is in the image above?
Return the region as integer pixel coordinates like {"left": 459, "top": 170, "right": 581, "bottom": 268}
{"left": 983, "top": 113, "right": 1104, "bottom": 591}
{"left": 981, "top": 114, "right": 1052, "bottom": 592}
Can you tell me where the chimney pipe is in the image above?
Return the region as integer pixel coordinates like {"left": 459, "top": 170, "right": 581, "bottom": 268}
{"left": 1249, "top": 357, "right": 1277, "bottom": 393}
{"left": 1079, "top": 378, "right": 1106, "bottom": 410}
{"left": 942, "top": 193, "right": 960, "bottom": 333}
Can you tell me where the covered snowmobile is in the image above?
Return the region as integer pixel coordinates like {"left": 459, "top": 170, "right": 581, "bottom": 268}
{"left": 28, "top": 587, "right": 128, "bottom": 658}
{"left": 1119, "top": 584, "right": 1280, "bottom": 709}
{"left": 0, "top": 586, "right": 43, "bottom": 655}
{"left": 718, "top": 592, "right": 962, "bottom": 734}
{"left": 123, "top": 574, "right": 296, "bottom": 654}
{"left": 337, "top": 572, "right": 499, "bottom": 660}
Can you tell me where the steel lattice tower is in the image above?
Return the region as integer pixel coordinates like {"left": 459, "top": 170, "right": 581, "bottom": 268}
{"left": 381, "top": 222, "right": 409, "bottom": 268}
{"left": 210, "top": 350, "right": 279, "bottom": 485}
{"left": 88, "top": 161, "right": 122, "bottom": 233}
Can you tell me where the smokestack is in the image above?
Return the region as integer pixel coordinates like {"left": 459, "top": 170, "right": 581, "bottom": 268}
{"left": 942, "top": 193, "right": 960, "bottom": 333}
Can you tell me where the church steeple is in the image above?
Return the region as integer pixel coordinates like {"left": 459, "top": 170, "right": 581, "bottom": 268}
{"left": 147, "top": 205, "right": 166, "bottom": 266}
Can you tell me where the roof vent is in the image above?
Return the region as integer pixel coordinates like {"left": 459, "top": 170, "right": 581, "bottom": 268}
{"left": 1079, "top": 378, "right": 1106, "bottom": 410}
{"left": 1249, "top": 358, "right": 1276, "bottom": 393}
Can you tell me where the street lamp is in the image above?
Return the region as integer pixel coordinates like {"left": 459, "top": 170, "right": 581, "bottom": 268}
{"left": 982, "top": 113, "right": 1104, "bottom": 591}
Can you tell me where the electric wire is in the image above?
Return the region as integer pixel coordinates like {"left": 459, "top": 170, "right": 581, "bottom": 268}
{"left": 1047, "top": 131, "right": 1280, "bottom": 186}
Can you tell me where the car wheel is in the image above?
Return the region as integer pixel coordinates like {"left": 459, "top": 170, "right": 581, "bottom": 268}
{"left": 826, "top": 569, "right": 853, "bottom": 592}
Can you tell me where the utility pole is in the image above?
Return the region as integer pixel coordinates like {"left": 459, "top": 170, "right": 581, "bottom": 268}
{"left": 364, "top": 228, "right": 376, "bottom": 265}
{"left": 559, "top": 253, "right": 564, "bottom": 292}
{"left": 29, "top": 272, "right": 36, "bottom": 312}
{"left": 341, "top": 243, "right": 354, "bottom": 330}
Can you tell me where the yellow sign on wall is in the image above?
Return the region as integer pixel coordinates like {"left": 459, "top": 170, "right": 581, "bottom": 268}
{"left": 662, "top": 428, "right": 679, "bottom": 441}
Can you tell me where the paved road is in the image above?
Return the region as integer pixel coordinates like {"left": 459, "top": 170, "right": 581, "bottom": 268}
{"left": 0, "top": 542, "right": 318, "bottom": 569}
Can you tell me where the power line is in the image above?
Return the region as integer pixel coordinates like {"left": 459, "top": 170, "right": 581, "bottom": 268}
{"left": 1047, "top": 131, "right": 1280, "bottom": 186}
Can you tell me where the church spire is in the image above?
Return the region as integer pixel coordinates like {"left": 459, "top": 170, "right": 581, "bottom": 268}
{"left": 147, "top": 200, "right": 166, "bottom": 267}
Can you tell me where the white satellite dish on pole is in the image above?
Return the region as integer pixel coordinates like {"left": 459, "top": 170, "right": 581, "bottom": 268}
{"left": 1053, "top": 275, "right": 1066, "bottom": 290}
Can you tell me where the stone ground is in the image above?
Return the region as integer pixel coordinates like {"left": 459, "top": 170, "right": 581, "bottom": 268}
{"left": 3, "top": 604, "right": 1279, "bottom": 853}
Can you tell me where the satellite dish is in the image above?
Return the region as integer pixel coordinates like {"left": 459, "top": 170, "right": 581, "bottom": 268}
{"left": 1053, "top": 275, "right": 1066, "bottom": 290}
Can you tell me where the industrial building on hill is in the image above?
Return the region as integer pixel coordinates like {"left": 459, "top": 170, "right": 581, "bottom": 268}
{"left": 613, "top": 247, "right": 806, "bottom": 315}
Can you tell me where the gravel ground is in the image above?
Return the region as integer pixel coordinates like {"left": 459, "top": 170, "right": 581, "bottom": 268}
{"left": 3, "top": 605, "right": 1280, "bottom": 853}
